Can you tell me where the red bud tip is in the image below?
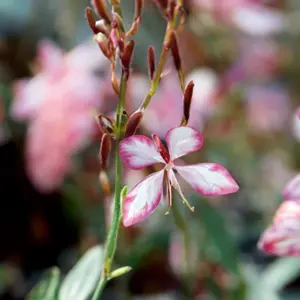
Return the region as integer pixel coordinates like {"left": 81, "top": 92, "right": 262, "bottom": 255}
{"left": 182, "top": 80, "right": 194, "bottom": 125}
{"left": 125, "top": 110, "right": 143, "bottom": 137}
{"left": 122, "top": 40, "right": 135, "bottom": 79}
{"left": 85, "top": 7, "right": 98, "bottom": 34}
{"left": 170, "top": 31, "right": 181, "bottom": 71}
{"left": 147, "top": 46, "right": 156, "bottom": 80}
{"left": 99, "top": 133, "right": 111, "bottom": 170}
{"left": 134, "top": 0, "right": 143, "bottom": 20}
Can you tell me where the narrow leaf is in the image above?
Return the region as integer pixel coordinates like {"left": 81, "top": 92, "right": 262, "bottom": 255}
{"left": 27, "top": 267, "right": 60, "bottom": 300}
{"left": 58, "top": 245, "right": 103, "bottom": 300}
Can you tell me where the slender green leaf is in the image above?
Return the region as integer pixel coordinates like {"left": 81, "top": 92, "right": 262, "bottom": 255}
{"left": 27, "top": 267, "right": 60, "bottom": 300}
{"left": 261, "top": 257, "right": 300, "bottom": 292}
{"left": 58, "top": 245, "right": 103, "bottom": 300}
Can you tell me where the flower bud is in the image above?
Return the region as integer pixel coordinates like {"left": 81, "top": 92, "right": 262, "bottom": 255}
{"left": 99, "top": 133, "right": 111, "bottom": 170}
{"left": 110, "top": 266, "right": 132, "bottom": 279}
{"left": 181, "top": 80, "right": 194, "bottom": 126}
{"left": 134, "top": 0, "right": 143, "bottom": 21}
{"left": 98, "top": 114, "right": 115, "bottom": 134}
{"left": 91, "top": 0, "right": 112, "bottom": 24}
{"left": 170, "top": 32, "right": 181, "bottom": 71}
{"left": 124, "top": 110, "right": 143, "bottom": 137}
{"left": 147, "top": 46, "right": 156, "bottom": 80}
{"left": 85, "top": 7, "right": 98, "bottom": 34}
{"left": 99, "top": 171, "right": 111, "bottom": 195}
{"left": 122, "top": 40, "right": 135, "bottom": 79}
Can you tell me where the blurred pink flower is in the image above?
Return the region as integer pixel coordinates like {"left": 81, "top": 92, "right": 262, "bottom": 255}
{"left": 120, "top": 126, "right": 239, "bottom": 226}
{"left": 246, "top": 85, "right": 290, "bottom": 134}
{"left": 235, "top": 38, "right": 280, "bottom": 80}
{"left": 192, "top": 0, "right": 285, "bottom": 35}
{"left": 128, "top": 72, "right": 183, "bottom": 137}
{"left": 128, "top": 68, "right": 219, "bottom": 137}
{"left": 11, "top": 40, "right": 110, "bottom": 192}
{"left": 232, "top": 3, "right": 285, "bottom": 36}
{"left": 258, "top": 201, "right": 300, "bottom": 256}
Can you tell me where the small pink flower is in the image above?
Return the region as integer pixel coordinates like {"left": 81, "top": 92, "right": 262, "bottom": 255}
{"left": 258, "top": 201, "right": 300, "bottom": 256}
{"left": 120, "top": 126, "right": 239, "bottom": 226}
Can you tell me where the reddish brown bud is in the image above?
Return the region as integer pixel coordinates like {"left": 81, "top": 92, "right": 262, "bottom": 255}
{"left": 98, "top": 114, "right": 115, "bottom": 134}
{"left": 170, "top": 31, "right": 181, "bottom": 71}
{"left": 181, "top": 80, "right": 194, "bottom": 126}
{"left": 95, "top": 20, "right": 110, "bottom": 37}
{"left": 85, "top": 7, "right": 98, "bottom": 34}
{"left": 147, "top": 46, "right": 156, "bottom": 80}
{"left": 112, "top": 12, "right": 125, "bottom": 33}
{"left": 91, "top": 0, "right": 112, "bottom": 24}
{"left": 122, "top": 40, "right": 135, "bottom": 78}
{"left": 111, "top": 69, "right": 120, "bottom": 95}
{"left": 99, "top": 171, "right": 111, "bottom": 195}
{"left": 94, "top": 33, "right": 111, "bottom": 58}
{"left": 99, "top": 133, "right": 111, "bottom": 170}
{"left": 134, "top": 0, "right": 143, "bottom": 20}
{"left": 125, "top": 110, "right": 143, "bottom": 137}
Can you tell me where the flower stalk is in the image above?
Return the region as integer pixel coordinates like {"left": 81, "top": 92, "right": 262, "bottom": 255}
{"left": 91, "top": 72, "right": 127, "bottom": 300}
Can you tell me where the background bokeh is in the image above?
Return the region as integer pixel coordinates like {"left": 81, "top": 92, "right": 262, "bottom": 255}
{"left": 1, "top": 0, "right": 300, "bottom": 299}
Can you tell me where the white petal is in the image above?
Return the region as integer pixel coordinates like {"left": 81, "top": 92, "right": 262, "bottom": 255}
{"left": 123, "top": 171, "right": 164, "bottom": 227}
{"left": 176, "top": 163, "right": 239, "bottom": 196}
{"left": 165, "top": 127, "right": 203, "bottom": 161}
{"left": 120, "top": 135, "right": 164, "bottom": 170}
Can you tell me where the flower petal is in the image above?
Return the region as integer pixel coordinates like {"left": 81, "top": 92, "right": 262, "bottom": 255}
{"left": 123, "top": 170, "right": 164, "bottom": 227}
{"left": 282, "top": 174, "right": 300, "bottom": 201}
{"left": 37, "top": 40, "right": 64, "bottom": 72}
{"left": 165, "top": 127, "right": 203, "bottom": 161}
{"left": 120, "top": 135, "right": 164, "bottom": 170}
{"left": 258, "top": 202, "right": 300, "bottom": 256}
{"left": 176, "top": 163, "right": 239, "bottom": 196}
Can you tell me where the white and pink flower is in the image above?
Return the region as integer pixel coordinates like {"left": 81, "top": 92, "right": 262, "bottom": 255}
{"left": 120, "top": 126, "right": 239, "bottom": 226}
{"left": 11, "top": 40, "right": 110, "bottom": 192}
{"left": 258, "top": 201, "right": 300, "bottom": 256}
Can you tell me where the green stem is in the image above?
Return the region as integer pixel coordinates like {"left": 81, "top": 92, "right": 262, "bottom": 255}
{"left": 91, "top": 73, "right": 127, "bottom": 300}
{"left": 172, "top": 200, "right": 190, "bottom": 274}
{"left": 172, "top": 199, "right": 195, "bottom": 296}
{"left": 139, "top": 1, "right": 183, "bottom": 111}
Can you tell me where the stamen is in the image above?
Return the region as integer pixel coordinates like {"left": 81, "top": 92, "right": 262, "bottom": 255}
{"left": 165, "top": 180, "right": 172, "bottom": 215}
{"left": 168, "top": 168, "right": 195, "bottom": 212}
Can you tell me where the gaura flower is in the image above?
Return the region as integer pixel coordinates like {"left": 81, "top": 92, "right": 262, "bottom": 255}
{"left": 258, "top": 201, "right": 300, "bottom": 256}
{"left": 120, "top": 126, "right": 239, "bottom": 226}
